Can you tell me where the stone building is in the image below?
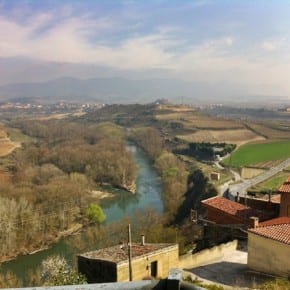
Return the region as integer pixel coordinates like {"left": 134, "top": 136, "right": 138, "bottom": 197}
{"left": 77, "top": 241, "right": 179, "bottom": 283}
{"left": 209, "top": 172, "right": 220, "bottom": 181}
{"left": 248, "top": 217, "right": 290, "bottom": 277}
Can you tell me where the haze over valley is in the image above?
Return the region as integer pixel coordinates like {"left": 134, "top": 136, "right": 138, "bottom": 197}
{"left": 1, "top": 1, "right": 290, "bottom": 105}
{"left": 0, "top": 1, "right": 290, "bottom": 289}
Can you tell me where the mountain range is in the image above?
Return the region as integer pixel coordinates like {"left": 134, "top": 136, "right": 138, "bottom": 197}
{"left": 0, "top": 76, "right": 287, "bottom": 106}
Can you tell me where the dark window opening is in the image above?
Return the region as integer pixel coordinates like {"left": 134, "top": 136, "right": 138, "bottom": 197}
{"left": 150, "top": 261, "right": 158, "bottom": 277}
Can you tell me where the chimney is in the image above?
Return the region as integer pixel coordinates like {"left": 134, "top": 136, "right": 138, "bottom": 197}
{"left": 236, "top": 192, "right": 240, "bottom": 203}
{"left": 250, "top": 217, "right": 259, "bottom": 229}
{"left": 119, "top": 240, "right": 125, "bottom": 249}
{"left": 141, "top": 234, "right": 145, "bottom": 246}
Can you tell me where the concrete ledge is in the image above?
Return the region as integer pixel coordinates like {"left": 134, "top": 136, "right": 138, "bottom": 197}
{"left": 1, "top": 280, "right": 159, "bottom": 290}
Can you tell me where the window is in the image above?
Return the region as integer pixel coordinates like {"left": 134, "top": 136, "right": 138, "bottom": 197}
{"left": 150, "top": 261, "right": 158, "bottom": 277}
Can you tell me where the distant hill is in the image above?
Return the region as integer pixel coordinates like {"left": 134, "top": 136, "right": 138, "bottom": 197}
{"left": 0, "top": 77, "right": 199, "bottom": 104}
{"left": 0, "top": 76, "right": 288, "bottom": 105}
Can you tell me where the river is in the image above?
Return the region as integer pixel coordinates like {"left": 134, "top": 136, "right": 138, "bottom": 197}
{"left": 1, "top": 144, "right": 163, "bottom": 286}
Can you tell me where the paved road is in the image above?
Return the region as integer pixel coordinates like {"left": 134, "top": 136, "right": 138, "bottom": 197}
{"left": 226, "top": 158, "right": 290, "bottom": 199}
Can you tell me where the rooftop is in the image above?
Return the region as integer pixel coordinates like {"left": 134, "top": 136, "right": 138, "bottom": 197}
{"left": 201, "top": 196, "right": 265, "bottom": 221}
{"left": 278, "top": 176, "right": 290, "bottom": 193}
{"left": 248, "top": 223, "right": 290, "bottom": 245}
{"left": 259, "top": 216, "right": 290, "bottom": 227}
{"left": 78, "top": 243, "right": 177, "bottom": 264}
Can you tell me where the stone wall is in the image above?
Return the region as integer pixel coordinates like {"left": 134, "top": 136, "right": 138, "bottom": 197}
{"left": 248, "top": 232, "right": 290, "bottom": 277}
{"left": 179, "top": 240, "right": 238, "bottom": 269}
{"left": 117, "top": 245, "right": 179, "bottom": 281}
{"left": 78, "top": 256, "right": 117, "bottom": 283}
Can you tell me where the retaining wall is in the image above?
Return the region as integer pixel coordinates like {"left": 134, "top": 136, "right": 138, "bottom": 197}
{"left": 179, "top": 240, "right": 238, "bottom": 269}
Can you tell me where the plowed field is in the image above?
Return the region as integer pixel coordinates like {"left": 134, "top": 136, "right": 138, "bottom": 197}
{"left": 177, "top": 129, "right": 264, "bottom": 145}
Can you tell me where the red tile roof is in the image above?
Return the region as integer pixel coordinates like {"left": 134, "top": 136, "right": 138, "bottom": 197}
{"left": 249, "top": 224, "right": 290, "bottom": 245}
{"left": 259, "top": 216, "right": 290, "bottom": 227}
{"left": 78, "top": 243, "right": 177, "bottom": 264}
{"left": 278, "top": 176, "right": 290, "bottom": 193}
{"left": 202, "top": 196, "right": 264, "bottom": 220}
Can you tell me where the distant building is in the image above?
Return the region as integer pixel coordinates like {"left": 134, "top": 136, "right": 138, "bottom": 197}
{"left": 248, "top": 217, "right": 290, "bottom": 277}
{"left": 77, "top": 240, "right": 179, "bottom": 283}
{"left": 209, "top": 172, "right": 220, "bottom": 181}
{"left": 201, "top": 196, "right": 267, "bottom": 227}
{"left": 278, "top": 176, "right": 290, "bottom": 217}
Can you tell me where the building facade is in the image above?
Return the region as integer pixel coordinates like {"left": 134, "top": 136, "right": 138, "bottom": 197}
{"left": 201, "top": 196, "right": 266, "bottom": 227}
{"left": 278, "top": 176, "right": 290, "bottom": 217}
{"left": 248, "top": 218, "right": 290, "bottom": 277}
{"left": 77, "top": 242, "right": 179, "bottom": 283}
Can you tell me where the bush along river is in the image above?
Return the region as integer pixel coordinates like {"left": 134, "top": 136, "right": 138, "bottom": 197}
{"left": 1, "top": 144, "right": 163, "bottom": 286}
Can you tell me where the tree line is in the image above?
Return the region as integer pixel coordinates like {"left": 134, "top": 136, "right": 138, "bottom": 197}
{"left": 0, "top": 119, "right": 137, "bottom": 260}
{"left": 130, "top": 127, "right": 216, "bottom": 223}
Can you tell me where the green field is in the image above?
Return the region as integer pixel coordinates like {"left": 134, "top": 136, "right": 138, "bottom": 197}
{"left": 248, "top": 171, "right": 290, "bottom": 194}
{"left": 6, "top": 127, "right": 34, "bottom": 143}
{"left": 223, "top": 140, "right": 290, "bottom": 167}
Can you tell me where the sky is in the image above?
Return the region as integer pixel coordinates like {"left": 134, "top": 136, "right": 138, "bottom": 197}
{"left": 1, "top": 0, "right": 290, "bottom": 99}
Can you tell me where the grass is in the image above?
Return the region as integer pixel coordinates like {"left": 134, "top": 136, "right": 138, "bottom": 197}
{"left": 248, "top": 171, "right": 289, "bottom": 193}
{"left": 6, "top": 127, "right": 34, "bottom": 143}
{"left": 184, "top": 276, "right": 290, "bottom": 290}
{"left": 223, "top": 140, "right": 290, "bottom": 167}
{"left": 259, "top": 278, "right": 290, "bottom": 290}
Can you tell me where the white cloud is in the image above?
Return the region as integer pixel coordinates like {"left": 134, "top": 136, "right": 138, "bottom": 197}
{"left": 262, "top": 41, "right": 277, "bottom": 52}
{"left": 261, "top": 37, "right": 287, "bottom": 52}
{"left": 1, "top": 8, "right": 290, "bottom": 97}
{"left": 0, "top": 11, "right": 176, "bottom": 69}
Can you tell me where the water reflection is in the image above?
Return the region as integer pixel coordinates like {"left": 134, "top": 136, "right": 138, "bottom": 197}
{"left": 100, "top": 189, "right": 140, "bottom": 217}
{"left": 1, "top": 144, "right": 163, "bottom": 286}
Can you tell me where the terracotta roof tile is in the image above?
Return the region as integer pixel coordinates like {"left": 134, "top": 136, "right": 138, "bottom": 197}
{"left": 259, "top": 217, "right": 290, "bottom": 227}
{"left": 202, "top": 196, "right": 264, "bottom": 220}
{"left": 278, "top": 176, "right": 290, "bottom": 193}
{"left": 78, "top": 243, "right": 177, "bottom": 264}
{"left": 249, "top": 224, "right": 290, "bottom": 245}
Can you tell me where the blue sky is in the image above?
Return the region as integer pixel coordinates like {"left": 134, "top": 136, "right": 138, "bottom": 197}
{"left": 1, "top": 0, "right": 290, "bottom": 98}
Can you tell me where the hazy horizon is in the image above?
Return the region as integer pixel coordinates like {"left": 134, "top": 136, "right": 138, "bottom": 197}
{"left": 1, "top": 1, "right": 290, "bottom": 102}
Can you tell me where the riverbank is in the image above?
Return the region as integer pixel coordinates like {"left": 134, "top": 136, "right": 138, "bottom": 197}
{"left": 2, "top": 143, "right": 163, "bottom": 286}
{"left": 91, "top": 190, "right": 115, "bottom": 199}
{"left": 0, "top": 223, "right": 84, "bottom": 264}
{"left": 0, "top": 187, "right": 135, "bottom": 264}
{"left": 0, "top": 186, "right": 139, "bottom": 265}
